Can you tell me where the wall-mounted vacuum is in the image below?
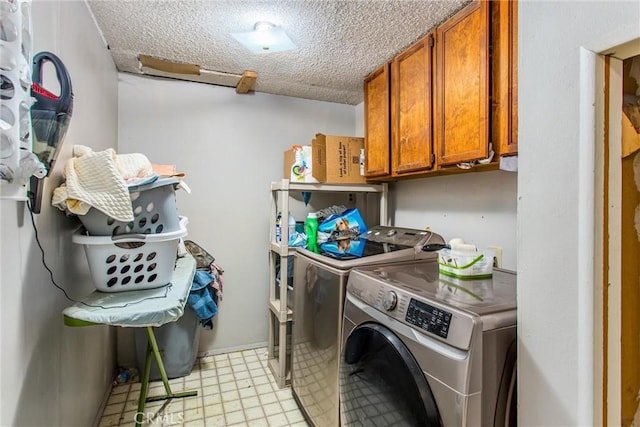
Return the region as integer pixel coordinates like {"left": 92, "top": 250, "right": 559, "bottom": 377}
{"left": 29, "top": 51, "right": 74, "bottom": 213}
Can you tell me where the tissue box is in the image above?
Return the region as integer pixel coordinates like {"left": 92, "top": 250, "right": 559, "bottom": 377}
{"left": 437, "top": 249, "right": 494, "bottom": 279}
{"left": 312, "top": 134, "right": 366, "bottom": 184}
{"left": 284, "top": 145, "right": 318, "bottom": 183}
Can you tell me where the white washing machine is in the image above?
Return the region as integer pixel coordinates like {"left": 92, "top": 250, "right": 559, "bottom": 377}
{"left": 340, "top": 261, "right": 517, "bottom": 426}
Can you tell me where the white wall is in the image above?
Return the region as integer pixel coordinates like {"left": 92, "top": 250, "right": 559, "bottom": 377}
{"left": 518, "top": 1, "right": 639, "bottom": 426}
{"left": 0, "top": 1, "right": 119, "bottom": 426}
{"left": 117, "top": 74, "right": 356, "bottom": 356}
{"left": 391, "top": 171, "right": 517, "bottom": 269}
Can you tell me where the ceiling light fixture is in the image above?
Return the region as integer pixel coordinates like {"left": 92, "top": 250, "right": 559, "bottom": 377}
{"left": 232, "top": 21, "right": 296, "bottom": 54}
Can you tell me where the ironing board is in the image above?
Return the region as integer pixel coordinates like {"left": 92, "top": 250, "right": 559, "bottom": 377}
{"left": 63, "top": 254, "right": 198, "bottom": 427}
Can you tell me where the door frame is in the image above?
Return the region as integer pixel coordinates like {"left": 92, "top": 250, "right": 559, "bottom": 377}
{"left": 595, "top": 38, "right": 640, "bottom": 426}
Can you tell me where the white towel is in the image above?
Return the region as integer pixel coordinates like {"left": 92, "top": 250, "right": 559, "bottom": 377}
{"left": 52, "top": 146, "right": 153, "bottom": 221}
{"left": 116, "top": 152, "right": 154, "bottom": 180}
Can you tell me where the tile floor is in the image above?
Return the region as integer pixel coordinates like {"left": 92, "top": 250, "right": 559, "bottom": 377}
{"left": 98, "top": 347, "right": 309, "bottom": 427}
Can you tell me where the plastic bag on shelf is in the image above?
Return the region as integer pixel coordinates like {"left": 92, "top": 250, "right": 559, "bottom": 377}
{"left": 317, "top": 208, "right": 367, "bottom": 243}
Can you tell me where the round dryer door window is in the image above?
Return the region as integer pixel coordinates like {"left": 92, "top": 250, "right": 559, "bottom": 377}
{"left": 339, "top": 322, "right": 442, "bottom": 427}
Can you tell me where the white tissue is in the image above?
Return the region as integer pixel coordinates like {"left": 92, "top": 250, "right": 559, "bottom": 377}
{"left": 448, "top": 238, "right": 477, "bottom": 254}
{"left": 477, "top": 143, "right": 494, "bottom": 165}
{"left": 0, "top": 164, "right": 14, "bottom": 182}
{"left": 499, "top": 155, "right": 518, "bottom": 172}
{"left": 177, "top": 238, "right": 188, "bottom": 258}
{"left": 16, "top": 150, "right": 47, "bottom": 184}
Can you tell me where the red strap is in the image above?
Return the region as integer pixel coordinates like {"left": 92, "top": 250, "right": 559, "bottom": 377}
{"left": 32, "top": 83, "right": 59, "bottom": 100}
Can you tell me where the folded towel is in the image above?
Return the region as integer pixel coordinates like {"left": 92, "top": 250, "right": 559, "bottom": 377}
{"left": 116, "top": 152, "right": 154, "bottom": 180}
{"left": 51, "top": 145, "right": 154, "bottom": 221}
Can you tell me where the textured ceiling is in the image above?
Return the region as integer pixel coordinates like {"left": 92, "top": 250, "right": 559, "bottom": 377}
{"left": 87, "top": 0, "right": 472, "bottom": 105}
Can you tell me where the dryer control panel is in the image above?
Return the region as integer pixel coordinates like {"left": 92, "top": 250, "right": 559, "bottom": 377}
{"left": 405, "top": 298, "right": 452, "bottom": 339}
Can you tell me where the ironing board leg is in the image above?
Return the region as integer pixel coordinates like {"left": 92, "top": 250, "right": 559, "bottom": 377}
{"left": 134, "top": 326, "right": 198, "bottom": 427}
{"left": 135, "top": 331, "right": 153, "bottom": 427}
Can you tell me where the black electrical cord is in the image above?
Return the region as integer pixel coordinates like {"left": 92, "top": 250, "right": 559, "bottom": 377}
{"left": 26, "top": 199, "right": 171, "bottom": 309}
{"left": 27, "top": 198, "right": 78, "bottom": 302}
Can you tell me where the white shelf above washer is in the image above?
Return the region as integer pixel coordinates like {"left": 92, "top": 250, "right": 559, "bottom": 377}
{"left": 267, "top": 179, "right": 389, "bottom": 388}
{"left": 271, "top": 178, "right": 385, "bottom": 194}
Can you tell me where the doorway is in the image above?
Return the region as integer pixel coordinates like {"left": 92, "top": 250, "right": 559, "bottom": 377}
{"left": 597, "top": 44, "right": 640, "bottom": 426}
{"left": 620, "top": 53, "right": 640, "bottom": 427}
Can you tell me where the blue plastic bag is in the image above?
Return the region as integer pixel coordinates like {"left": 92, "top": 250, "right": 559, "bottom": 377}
{"left": 319, "top": 238, "right": 366, "bottom": 258}
{"left": 317, "top": 208, "right": 367, "bottom": 243}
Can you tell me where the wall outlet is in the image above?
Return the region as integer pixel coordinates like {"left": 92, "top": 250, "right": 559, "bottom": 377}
{"left": 487, "top": 246, "right": 503, "bottom": 268}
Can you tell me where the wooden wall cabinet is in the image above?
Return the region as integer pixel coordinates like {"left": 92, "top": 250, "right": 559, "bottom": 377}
{"left": 364, "top": 33, "right": 435, "bottom": 180}
{"left": 492, "top": 0, "right": 518, "bottom": 156}
{"left": 363, "top": 0, "right": 517, "bottom": 181}
{"left": 391, "top": 33, "right": 435, "bottom": 176}
{"left": 363, "top": 64, "right": 391, "bottom": 178}
{"left": 434, "top": 0, "right": 490, "bottom": 167}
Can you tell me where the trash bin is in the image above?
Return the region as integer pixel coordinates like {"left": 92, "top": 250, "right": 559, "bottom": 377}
{"left": 134, "top": 306, "right": 200, "bottom": 381}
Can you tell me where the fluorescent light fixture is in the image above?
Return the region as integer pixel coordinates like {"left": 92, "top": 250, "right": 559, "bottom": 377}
{"left": 232, "top": 21, "right": 296, "bottom": 54}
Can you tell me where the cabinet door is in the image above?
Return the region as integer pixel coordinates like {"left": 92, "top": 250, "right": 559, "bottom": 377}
{"left": 364, "top": 64, "right": 391, "bottom": 177}
{"left": 391, "top": 33, "right": 434, "bottom": 175}
{"left": 435, "top": 0, "right": 490, "bottom": 166}
{"left": 492, "top": 0, "right": 518, "bottom": 156}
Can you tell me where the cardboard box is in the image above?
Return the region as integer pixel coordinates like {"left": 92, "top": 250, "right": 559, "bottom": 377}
{"left": 283, "top": 148, "right": 295, "bottom": 179}
{"left": 283, "top": 145, "right": 318, "bottom": 183}
{"left": 312, "top": 134, "right": 366, "bottom": 184}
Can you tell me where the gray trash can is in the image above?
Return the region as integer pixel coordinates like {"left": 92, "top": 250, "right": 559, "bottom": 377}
{"left": 135, "top": 306, "right": 200, "bottom": 381}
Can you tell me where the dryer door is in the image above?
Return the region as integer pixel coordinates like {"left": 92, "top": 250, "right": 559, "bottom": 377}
{"left": 340, "top": 322, "right": 442, "bottom": 427}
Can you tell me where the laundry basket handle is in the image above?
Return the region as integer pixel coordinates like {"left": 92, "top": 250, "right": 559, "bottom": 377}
{"left": 111, "top": 233, "right": 148, "bottom": 242}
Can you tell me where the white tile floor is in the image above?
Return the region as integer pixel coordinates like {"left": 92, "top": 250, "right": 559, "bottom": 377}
{"left": 99, "top": 347, "right": 309, "bottom": 427}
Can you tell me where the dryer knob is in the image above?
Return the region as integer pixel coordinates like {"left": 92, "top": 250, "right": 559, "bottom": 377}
{"left": 382, "top": 291, "right": 397, "bottom": 311}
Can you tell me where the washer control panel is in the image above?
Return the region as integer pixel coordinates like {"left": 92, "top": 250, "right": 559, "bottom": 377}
{"left": 405, "top": 299, "right": 452, "bottom": 339}
{"left": 347, "top": 268, "right": 476, "bottom": 350}
{"left": 382, "top": 290, "right": 398, "bottom": 311}
{"left": 363, "top": 225, "right": 441, "bottom": 247}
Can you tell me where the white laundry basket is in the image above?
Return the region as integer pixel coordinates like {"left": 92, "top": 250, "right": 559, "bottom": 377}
{"left": 73, "top": 217, "right": 188, "bottom": 292}
{"left": 79, "top": 177, "right": 181, "bottom": 236}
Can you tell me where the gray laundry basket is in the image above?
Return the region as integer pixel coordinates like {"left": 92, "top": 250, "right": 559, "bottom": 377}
{"left": 134, "top": 306, "right": 200, "bottom": 381}
{"left": 79, "top": 177, "right": 181, "bottom": 236}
